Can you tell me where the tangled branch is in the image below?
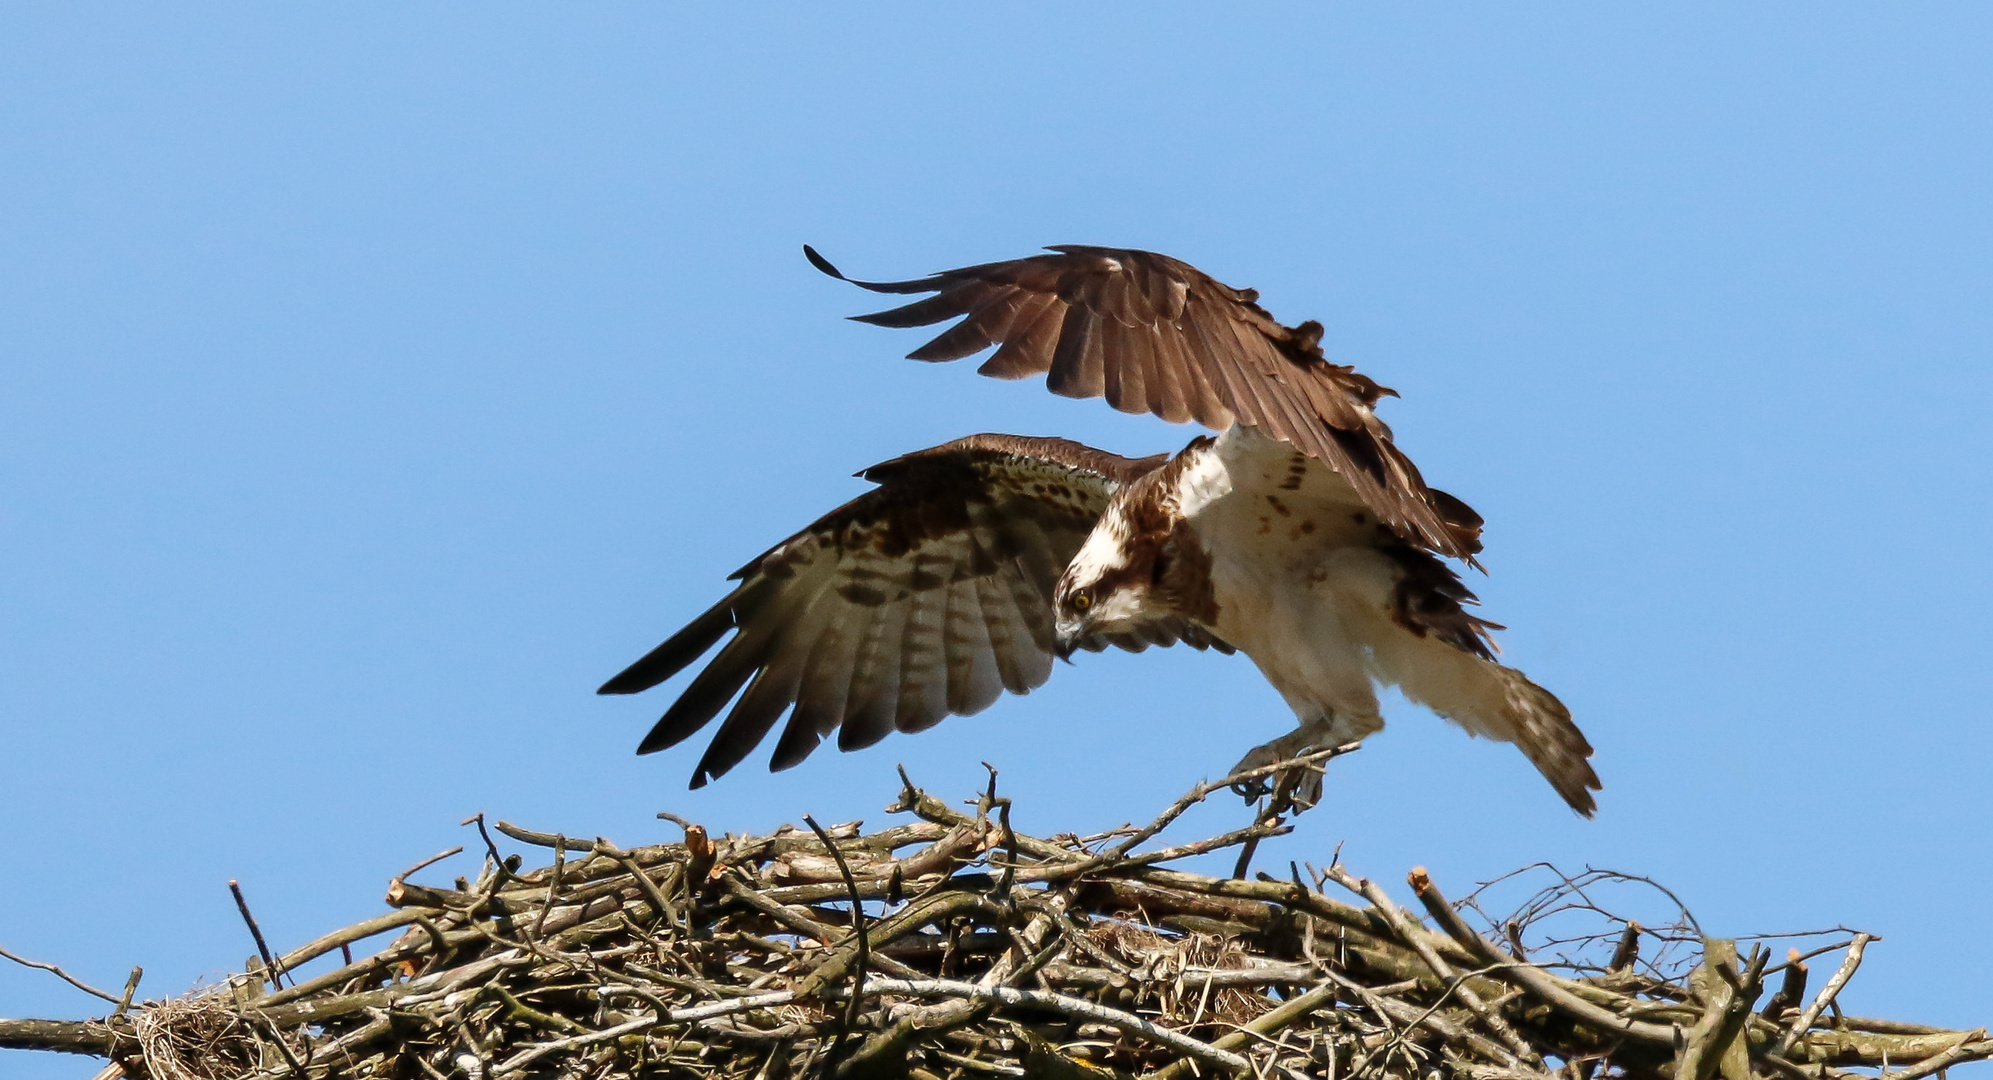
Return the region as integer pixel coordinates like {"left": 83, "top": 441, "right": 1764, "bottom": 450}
{"left": 2, "top": 759, "right": 1985, "bottom": 1080}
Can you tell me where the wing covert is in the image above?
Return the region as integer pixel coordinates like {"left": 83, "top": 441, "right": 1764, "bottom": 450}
{"left": 806, "top": 244, "right": 1483, "bottom": 561}
{"left": 600, "top": 434, "right": 1224, "bottom": 788}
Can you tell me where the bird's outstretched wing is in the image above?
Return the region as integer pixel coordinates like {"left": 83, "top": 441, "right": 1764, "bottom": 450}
{"left": 807, "top": 245, "right": 1484, "bottom": 561}
{"left": 600, "top": 434, "right": 1230, "bottom": 788}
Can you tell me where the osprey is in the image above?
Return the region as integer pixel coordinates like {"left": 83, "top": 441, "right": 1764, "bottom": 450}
{"left": 601, "top": 247, "right": 1599, "bottom": 814}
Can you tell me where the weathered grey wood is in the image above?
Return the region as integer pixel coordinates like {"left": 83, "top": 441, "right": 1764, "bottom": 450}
{"left": 1, "top": 770, "right": 1984, "bottom": 1080}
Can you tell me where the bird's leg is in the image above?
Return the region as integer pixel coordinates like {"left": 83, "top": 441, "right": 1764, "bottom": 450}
{"left": 1227, "top": 714, "right": 1341, "bottom": 808}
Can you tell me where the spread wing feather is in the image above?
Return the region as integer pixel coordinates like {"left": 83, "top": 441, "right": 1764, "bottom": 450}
{"left": 599, "top": 434, "right": 1232, "bottom": 788}
{"left": 805, "top": 244, "right": 1484, "bottom": 561}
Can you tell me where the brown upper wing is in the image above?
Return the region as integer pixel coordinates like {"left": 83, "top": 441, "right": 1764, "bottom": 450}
{"left": 807, "top": 245, "right": 1484, "bottom": 561}
{"left": 599, "top": 434, "right": 1230, "bottom": 789}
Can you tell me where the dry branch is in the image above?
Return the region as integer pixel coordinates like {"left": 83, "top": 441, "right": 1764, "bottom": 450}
{"left": 3, "top": 767, "right": 1986, "bottom": 1080}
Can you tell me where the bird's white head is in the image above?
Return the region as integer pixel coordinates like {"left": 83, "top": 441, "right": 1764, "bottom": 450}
{"left": 1053, "top": 492, "right": 1166, "bottom": 657}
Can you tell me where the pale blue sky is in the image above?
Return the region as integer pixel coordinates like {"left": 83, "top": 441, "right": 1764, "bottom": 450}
{"left": 4, "top": 6, "right": 1990, "bottom": 1075}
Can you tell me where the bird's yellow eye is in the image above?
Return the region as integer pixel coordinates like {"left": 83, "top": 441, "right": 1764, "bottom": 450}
{"left": 1071, "top": 592, "right": 1093, "bottom": 611}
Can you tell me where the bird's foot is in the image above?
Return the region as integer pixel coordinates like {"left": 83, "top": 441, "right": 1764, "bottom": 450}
{"left": 1227, "top": 733, "right": 1330, "bottom": 815}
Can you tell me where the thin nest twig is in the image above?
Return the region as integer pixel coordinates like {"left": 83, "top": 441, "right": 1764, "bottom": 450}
{"left": 2, "top": 758, "right": 1987, "bottom": 1080}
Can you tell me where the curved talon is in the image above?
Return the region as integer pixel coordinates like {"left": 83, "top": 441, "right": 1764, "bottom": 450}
{"left": 1230, "top": 776, "right": 1273, "bottom": 802}
{"left": 1229, "top": 729, "right": 1334, "bottom": 811}
{"left": 1268, "top": 764, "right": 1326, "bottom": 817}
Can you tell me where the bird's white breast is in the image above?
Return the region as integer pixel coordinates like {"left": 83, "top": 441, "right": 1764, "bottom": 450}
{"left": 1177, "top": 425, "right": 1403, "bottom": 730}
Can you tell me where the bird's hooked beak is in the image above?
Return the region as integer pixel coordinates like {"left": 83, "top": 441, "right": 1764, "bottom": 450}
{"left": 1053, "top": 617, "right": 1085, "bottom": 663}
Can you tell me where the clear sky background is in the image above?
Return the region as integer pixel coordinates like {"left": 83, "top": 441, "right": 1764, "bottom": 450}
{"left": 4, "top": 5, "right": 1990, "bottom": 1076}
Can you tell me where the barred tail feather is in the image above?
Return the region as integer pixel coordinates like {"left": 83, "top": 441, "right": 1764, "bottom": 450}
{"left": 1372, "top": 634, "right": 1599, "bottom": 816}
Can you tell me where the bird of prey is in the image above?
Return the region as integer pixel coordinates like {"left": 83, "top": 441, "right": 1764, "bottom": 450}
{"left": 600, "top": 246, "right": 1599, "bottom": 814}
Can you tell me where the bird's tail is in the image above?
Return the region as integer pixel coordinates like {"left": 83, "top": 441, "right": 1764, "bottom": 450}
{"left": 1372, "top": 633, "right": 1600, "bottom": 816}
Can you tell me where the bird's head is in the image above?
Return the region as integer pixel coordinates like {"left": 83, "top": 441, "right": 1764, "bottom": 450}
{"left": 1052, "top": 499, "right": 1163, "bottom": 659}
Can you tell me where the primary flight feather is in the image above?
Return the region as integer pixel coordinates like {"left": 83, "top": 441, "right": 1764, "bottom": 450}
{"left": 600, "top": 247, "right": 1599, "bottom": 814}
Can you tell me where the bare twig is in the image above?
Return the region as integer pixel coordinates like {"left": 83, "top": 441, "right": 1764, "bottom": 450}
{"left": 1408, "top": 867, "right": 1675, "bottom": 1046}
{"left": 112, "top": 967, "right": 142, "bottom": 1019}
{"left": 390, "top": 846, "right": 465, "bottom": 886}
{"left": 1872, "top": 1030, "right": 1992, "bottom": 1080}
{"left": 804, "top": 812, "right": 870, "bottom": 1067}
{"left": 229, "top": 880, "right": 287, "bottom": 990}
{"left": 1111, "top": 744, "right": 1358, "bottom": 859}
{"left": 1332, "top": 866, "right": 1537, "bottom": 1065}
{"left": 856, "top": 977, "right": 1249, "bottom": 1071}
{"left": 0, "top": 945, "right": 122, "bottom": 1004}
{"left": 1, "top": 774, "right": 1980, "bottom": 1080}
{"left": 1776, "top": 933, "right": 1872, "bottom": 1056}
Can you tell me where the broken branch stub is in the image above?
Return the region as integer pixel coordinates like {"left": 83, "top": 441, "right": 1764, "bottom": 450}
{"left": 0, "top": 773, "right": 1984, "bottom": 1080}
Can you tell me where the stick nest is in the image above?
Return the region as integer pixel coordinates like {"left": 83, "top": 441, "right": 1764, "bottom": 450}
{"left": 7, "top": 759, "right": 1989, "bottom": 1080}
